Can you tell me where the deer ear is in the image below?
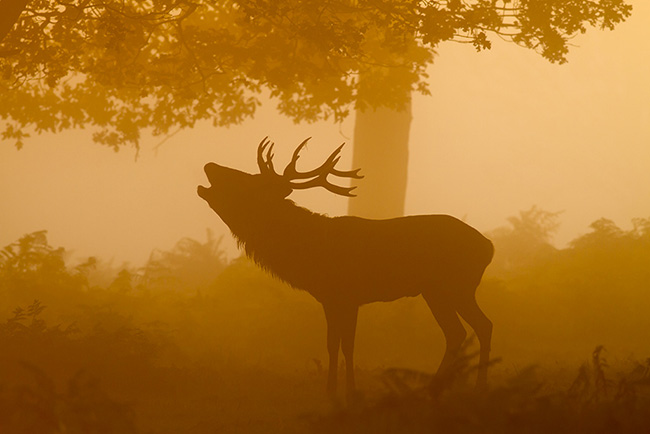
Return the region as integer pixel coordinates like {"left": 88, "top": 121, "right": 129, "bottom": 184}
{"left": 268, "top": 176, "right": 292, "bottom": 198}
{"left": 253, "top": 174, "right": 292, "bottom": 199}
{"left": 275, "top": 182, "right": 292, "bottom": 198}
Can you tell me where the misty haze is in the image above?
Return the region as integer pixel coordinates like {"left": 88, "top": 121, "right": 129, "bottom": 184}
{"left": 1, "top": 0, "right": 649, "bottom": 433}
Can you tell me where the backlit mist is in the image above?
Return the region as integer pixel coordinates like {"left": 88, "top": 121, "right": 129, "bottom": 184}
{"left": 0, "top": 0, "right": 649, "bottom": 432}
{"left": 1, "top": 4, "right": 648, "bottom": 265}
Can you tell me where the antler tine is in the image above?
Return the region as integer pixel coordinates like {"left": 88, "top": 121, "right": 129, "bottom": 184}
{"left": 265, "top": 142, "right": 276, "bottom": 173}
{"left": 257, "top": 137, "right": 279, "bottom": 176}
{"left": 257, "top": 137, "right": 270, "bottom": 174}
{"left": 283, "top": 137, "right": 312, "bottom": 178}
{"left": 284, "top": 142, "right": 358, "bottom": 180}
{"left": 289, "top": 175, "right": 360, "bottom": 197}
{"left": 319, "top": 182, "right": 359, "bottom": 197}
{"left": 331, "top": 166, "right": 364, "bottom": 179}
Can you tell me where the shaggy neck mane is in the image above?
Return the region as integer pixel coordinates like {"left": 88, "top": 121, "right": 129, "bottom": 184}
{"left": 226, "top": 198, "right": 330, "bottom": 282}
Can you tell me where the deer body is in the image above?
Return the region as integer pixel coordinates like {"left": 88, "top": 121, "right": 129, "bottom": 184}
{"left": 198, "top": 138, "right": 493, "bottom": 402}
{"left": 232, "top": 209, "right": 491, "bottom": 305}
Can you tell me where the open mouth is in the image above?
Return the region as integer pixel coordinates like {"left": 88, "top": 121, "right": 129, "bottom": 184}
{"left": 197, "top": 184, "right": 209, "bottom": 198}
{"left": 197, "top": 164, "right": 214, "bottom": 198}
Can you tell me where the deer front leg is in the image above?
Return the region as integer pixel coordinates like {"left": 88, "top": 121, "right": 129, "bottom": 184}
{"left": 323, "top": 304, "right": 342, "bottom": 401}
{"left": 340, "top": 305, "right": 359, "bottom": 404}
{"left": 324, "top": 303, "right": 359, "bottom": 404}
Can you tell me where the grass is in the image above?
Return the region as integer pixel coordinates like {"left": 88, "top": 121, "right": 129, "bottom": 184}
{"left": 2, "top": 320, "right": 649, "bottom": 434}
{"left": 314, "top": 348, "right": 650, "bottom": 434}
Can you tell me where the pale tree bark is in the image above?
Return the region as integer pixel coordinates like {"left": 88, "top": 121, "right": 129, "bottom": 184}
{"left": 348, "top": 95, "right": 412, "bottom": 219}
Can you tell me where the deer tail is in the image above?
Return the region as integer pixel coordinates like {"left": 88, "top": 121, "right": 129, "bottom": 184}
{"left": 482, "top": 238, "right": 495, "bottom": 268}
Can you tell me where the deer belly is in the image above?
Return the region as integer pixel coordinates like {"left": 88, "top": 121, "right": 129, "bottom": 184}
{"left": 339, "top": 263, "right": 430, "bottom": 304}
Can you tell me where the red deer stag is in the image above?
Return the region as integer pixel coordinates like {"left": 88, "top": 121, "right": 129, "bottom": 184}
{"left": 198, "top": 137, "right": 494, "bottom": 402}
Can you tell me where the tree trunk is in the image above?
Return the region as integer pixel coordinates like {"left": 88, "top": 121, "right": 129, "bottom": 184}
{"left": 347, "top": 96, "right": 412, "bottom": 219}
{"left": 0, "top": 0, "right": 30, "bottom": 44}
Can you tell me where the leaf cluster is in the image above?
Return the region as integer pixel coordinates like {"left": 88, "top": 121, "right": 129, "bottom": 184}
{"left": 0, "top": 230, "right": 93, "bottom": 302}
{"left": 0, "top": 0, "right": 631, "bottom": 149}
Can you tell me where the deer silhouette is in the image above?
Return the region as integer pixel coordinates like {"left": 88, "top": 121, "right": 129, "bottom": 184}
{"left": 198, "top": 137, "right": 494, "bottom": 402}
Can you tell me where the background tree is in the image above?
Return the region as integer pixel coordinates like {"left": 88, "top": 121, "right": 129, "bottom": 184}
{"left": 0, "top": 0, "right": 632, "bottom": 217}
{"left": 487, "top": 206, "right": 561, "bottom": 273}
{"left": 140, "top": 229, "right": 227, "bottom": 292}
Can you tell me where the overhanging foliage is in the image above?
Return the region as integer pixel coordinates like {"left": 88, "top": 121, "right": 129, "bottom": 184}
{"left": 0, "top": 0, "right": 632, "bottom": 149}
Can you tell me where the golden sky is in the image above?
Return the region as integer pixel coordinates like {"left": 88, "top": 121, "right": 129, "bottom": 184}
{"left": 1, "top": 0, "right": 648, "bottom": 266}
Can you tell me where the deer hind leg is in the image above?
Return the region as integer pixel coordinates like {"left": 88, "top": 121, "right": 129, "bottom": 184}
{"left": 422, "top": 290, "right": 467, "bottom": 390}
{"left": 456, "top": 293, "right": 492, "bottom": 389}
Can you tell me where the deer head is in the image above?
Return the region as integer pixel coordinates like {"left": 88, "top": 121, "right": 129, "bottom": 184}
{"left": 198, "top": 137, "right": 363, "bottom": 215}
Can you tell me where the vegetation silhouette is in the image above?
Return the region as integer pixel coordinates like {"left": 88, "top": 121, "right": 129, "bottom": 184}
{"left": 313, "top": 345, "right": 650, "bottom": 434}
{"left": 0, "top": 1, "right": 631, "bottom": 150}
{"left": 198, "top": 137, "right": 494, "bottom": 402}
{"left": 2, "top": 218, "right": 650, "bottom": 433}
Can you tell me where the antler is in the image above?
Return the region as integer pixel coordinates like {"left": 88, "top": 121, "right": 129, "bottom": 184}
{"left": 257, "top": 137, "right": 363, "bottom": 197}
{"left": 284, "top": 138, "right": 363, "bottom": 197}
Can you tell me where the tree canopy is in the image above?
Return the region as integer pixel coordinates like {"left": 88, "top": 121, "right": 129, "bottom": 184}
{"left": 0, "top": 0, "right": 632, "bottom": 149}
